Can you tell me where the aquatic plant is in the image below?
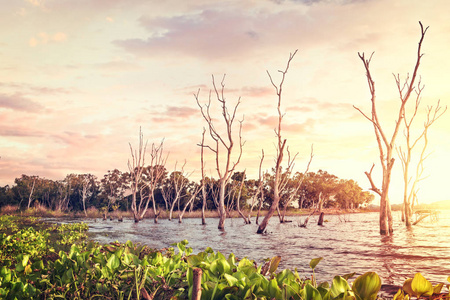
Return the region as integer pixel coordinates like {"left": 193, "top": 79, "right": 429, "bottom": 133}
{"left": 1, "top": 217, "right": 449, "bottom": 299}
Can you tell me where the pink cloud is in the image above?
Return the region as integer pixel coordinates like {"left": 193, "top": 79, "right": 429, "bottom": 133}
{"left": 0, "top": 93, "right": 44, "bottom": 112}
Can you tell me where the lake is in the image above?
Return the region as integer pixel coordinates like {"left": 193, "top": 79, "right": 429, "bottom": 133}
{"left": 46, "top": 210, "right": 450, "bottom": 287}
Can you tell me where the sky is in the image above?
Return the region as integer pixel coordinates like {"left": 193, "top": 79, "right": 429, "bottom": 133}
{"left": 1, "top": 0, "right": 449, "bottom": 205}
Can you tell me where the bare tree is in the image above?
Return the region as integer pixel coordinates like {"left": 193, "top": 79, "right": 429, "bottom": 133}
{"left": 252, "top": 150, "right": 266, "bottom": 224}
{"left": 233, "top": 170, "right": 248, "bottom": 223}
{"left": 257, "top": 50, "right": 298, "bottom": 234}
{"left": 195, "top": 75, "right": 244, "bottom": 230}
{"left": 161, "top": 161, "right": 191, "bottom": 221}
{"left": 79, "top": 174, "right": 95, "bottom": 217}
{"left": 353, "top": 22, "right": 428, "bottom": 235}
{"left": 398, "top": 98, "right": 446, "bottom": 227}
{"left": 178, "top": 184, "right": 201, "bottom": 223}
{"left": 279, "top": 146, "right": 314, "bottom": 223}
{"left": 27, "top": 176, "right": 37, "bottom": 209}
{"left": 128, "top": 128, "right": 147, "bottom": 222}
{"left": 200, "top": 128, "right": 208, "bottom": 225}
{"left": 142, "top": 141, "right": 168, "bottom": 223}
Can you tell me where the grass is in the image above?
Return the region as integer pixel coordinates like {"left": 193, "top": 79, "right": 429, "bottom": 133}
{"left": 1, "top": 204, "right": 372, "bottom": 221}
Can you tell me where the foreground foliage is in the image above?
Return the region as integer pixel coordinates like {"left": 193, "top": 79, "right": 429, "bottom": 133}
{"left": 0, "top": 216, "right": 449, "bottom": 299}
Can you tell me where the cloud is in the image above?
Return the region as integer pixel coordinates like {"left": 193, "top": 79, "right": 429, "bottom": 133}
{"left": 26, "top": 0, "right": 45, "bottom": 7}
{"left": 29, "top": 32, "right": 67, "bottom": 47}
{"left": 114, "top": 9, "right": 267, "bottom": 59}
{"left": 0, "top": 125, "right": 45, "bottom": 137}
{"left": 148, "top": 105, "right": 198, "bottom": 125}
{"left": 166, "top": 106, "right": 198, "bottom": 118}
{"left": 0, "top": 93, "right": 44, "bottom": 112}
{"left": 241, "top": 86, "right": 273, "bottom": 98}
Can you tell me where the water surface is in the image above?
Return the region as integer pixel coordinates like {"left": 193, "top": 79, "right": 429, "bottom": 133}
{"left": 46, "top": 211, "right": 450, "bottom": 286}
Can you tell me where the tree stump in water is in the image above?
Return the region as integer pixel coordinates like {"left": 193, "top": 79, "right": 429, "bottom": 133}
{"left": 318, "top": 212, "right": 325, "bottom": 226}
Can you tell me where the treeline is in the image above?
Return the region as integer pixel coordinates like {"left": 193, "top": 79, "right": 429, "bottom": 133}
{"left": 0, "top": 168, "right": 373, "bottom": 216}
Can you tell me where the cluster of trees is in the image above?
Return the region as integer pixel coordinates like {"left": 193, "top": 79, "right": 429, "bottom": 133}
{"left": 0, "top": 169, "right": 373, "bottom": 218}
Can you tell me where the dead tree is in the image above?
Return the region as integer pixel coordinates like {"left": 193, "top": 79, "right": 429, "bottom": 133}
{"left": 79, "top": 174, "right": 95, "bottom": 217}
{"left": 143, "top": 142, "right": 168, "bottom": 223}
{"left": 128, "top": 128, "right": 147, "bottom": 222}
{"left": 354, "top": 22, "right": 428, "bottom": 235}
{"left": 280, "top": 146, "right": 314, "bottom": 223}
{"left": 234, "top": 170, "right": 248, "bottom": 223}
{"left": 398, "top": 98, "right": 446, "bottom": 227}
{"left": 178, "top": 185, "right": 201, "bottom": 223}
{"left": 27, "top": 176, "right": 37, "bottom": 209}
{"left": 195, "top": 75, "right": 244, "bottom": 230}
{"left": 248, "top": 150, "right": 265, "bottom": 224}
{"left": 128, "top": 128, "right": 167, "bottom": 222}
{"left": 200, "top": 128, "right": 208, "bottom": 225}
{"left": 257, "top": 50, "right": 297, "bottom": 234}
{"left": 161, "top": 161, "right": 192, "bottom": 221}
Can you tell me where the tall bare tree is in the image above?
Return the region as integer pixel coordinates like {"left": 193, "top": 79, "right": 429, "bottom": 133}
{"left": 128, "top": 128, "right": 147, "bottom": 222}
{"left": 78, "top": 174, "right": 96, "bottom": 217}
{"left": 353, "top": 22, "right": 428, "bottom": 235}
{"left": 161, "top": 161, "right": 191, "bottom": 221}
{"left": 142, "top": 142, "right": 168, "bottom": 223}
{"left": 257, "top": 50, "right": 299, "bottom": 234}
{"left": 398, "top": 98, "right": 446, "bottom": 227}
{"left": 195, "top": 75, "right": 244, "bottom": 230}
{"left": 200, "top": 128, "right": 208, "bottom": 225}
{"left": 279, "top": 147, "right": 313, "bottom": 223}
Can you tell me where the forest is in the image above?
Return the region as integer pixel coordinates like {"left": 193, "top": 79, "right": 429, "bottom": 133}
{"left": 0, "top": 168, "right": 374, "bottom": 218}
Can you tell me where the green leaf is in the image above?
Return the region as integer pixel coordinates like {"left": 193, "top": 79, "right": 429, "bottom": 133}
{"left": 0, "top": 266, "right": 11, "bottom": 283}
{"left": 269, "top": 256, "right": 281, "bottom": 274}
{"left": 309, "top": 257, "right": 323, "bottom": 270}
{"left": 330, "top": 276, "right": 351, "bottom": 298}
{"left": 224, "top": 273, "right": 239, "bottom": 286}
{"left": 411, "top": 273, "right": 433, "bottom": 298}
{"left": 268, "top": 278, "right": 282, "bottom": 299}
{"left": 352, "top": 272, "right": 381, "bottom": 300}
{"left": 187, "top": 254, "right": 202, "bottom": 267}
{"left": 107, "top": 253, "right": 120, "bottom": 270}
{"left": 305, "top": 282, "right": 323, "bottom": 300}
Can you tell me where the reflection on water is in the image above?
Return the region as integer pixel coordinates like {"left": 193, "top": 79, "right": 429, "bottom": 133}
{"left": 45, "top": 210, "right": 450, "bottom": 286}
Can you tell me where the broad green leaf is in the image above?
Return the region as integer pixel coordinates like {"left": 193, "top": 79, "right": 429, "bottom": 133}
{"left": 305, "top": 282, "right": 323, "bottom": 300}
{"left": 310, "top": 257, "right": 323, "bottom": 270}
{"left": 268, "top": 278, "right": 282, "bottom": 299}
{"left": 224, "top": 273, "right": 239, "bottom": 286}
{"left": 0, "top": 266, "right": 11, "bottom": 283}
{"left": 217, "top": 258, "right": 231, "bottom": 274}
{"left": 186, "top": 254, "right": 203, "bottom": 267}
{"left": 352, "top": 272, "right": 381, "bottom": 300}
{"left": 411, "top": 273, "right": 433, "bottom": 298}
{"left": 269, "top": 256, "right": 281, "bottom": 274}
{"left": 331, "top": 276, "right": 351, "bottom": 298}
{"left": 107, "top": 253, "right": 120, "bottom": 270}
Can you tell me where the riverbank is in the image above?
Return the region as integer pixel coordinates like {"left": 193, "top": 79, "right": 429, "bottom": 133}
{"left": 0, "top": 204, "right": 375, "bottom": 220}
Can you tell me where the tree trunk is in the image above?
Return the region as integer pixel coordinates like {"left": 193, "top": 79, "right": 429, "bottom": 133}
{"left": 218, "top": 178, "right": 226, "bottom": 230}
{"left": 257, "top": 193, "right": 279, "bottom": 233}
{"left": 318, "top": 212, "right": 324, "bottom": 226}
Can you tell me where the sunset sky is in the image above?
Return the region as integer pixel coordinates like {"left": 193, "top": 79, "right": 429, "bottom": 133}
{"left": 1, "top": 0, "right": 449, "bottom": 205}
